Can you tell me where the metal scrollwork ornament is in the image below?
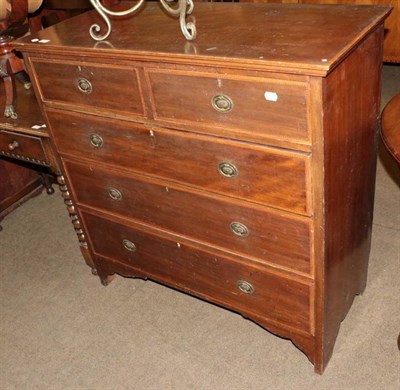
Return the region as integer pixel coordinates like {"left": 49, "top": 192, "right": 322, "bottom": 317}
{"left": 89, "top": 0, "right": 196, "bottom": 41}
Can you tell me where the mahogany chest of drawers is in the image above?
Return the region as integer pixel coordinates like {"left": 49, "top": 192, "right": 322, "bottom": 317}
{"left": 14, "top": 3, "right": 391, "bottom": 373}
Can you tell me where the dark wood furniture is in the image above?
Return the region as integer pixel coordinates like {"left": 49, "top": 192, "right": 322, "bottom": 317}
{"left": 0, "top": 0, "right": 31, "bottom": 119}
{"left": 0, "top": 158, "right": 42, "bottom": 228}
{"left": 14, "top": 3, "right": 390, "bottom": 373}
{"left": 0, "top": 80, "right": 56, "bottom": 225}
{"left": 380, "top": 94, "right": 399, "bottom": 352}
{"left": 381, "top": 93, "right": 400, "bottom": 163}
{"left": 28, "top": 0, "right": 93, "bottom": 32}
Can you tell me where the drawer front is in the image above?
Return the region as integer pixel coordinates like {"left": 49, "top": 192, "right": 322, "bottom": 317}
{"left": 83, "top": 210, "right": 311, "bottom": 334}
{"left": 0, "top": 130, "right": 48, "bottom": 165}
{"left": 48, "top": 109, "right": 311, "bottom": 215}
{"left": 147, "top": 69, "right": 310, "bottom": 145}
{"left": 65, "top": 160, "right": 312, "bottom": 274}
{"left": 32, "top": 59, "right": 145, "bottom": 117}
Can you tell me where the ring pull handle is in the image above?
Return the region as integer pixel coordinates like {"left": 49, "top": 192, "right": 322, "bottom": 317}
{"left": 77, "top": 78, "right": 93, "bottom": 94}
{"left": 211, "top": 94, "right": 233, "bottom": 113}
{"left": 108, "top": 188, "right": 122, "bottom": 201}
{"left": 218, "top": 162, "right": 238, "bottom": 178}
{"left": 122, "top": 239, "right": 136, "bottom": 252}
{"left": 237, "top": 280, "right": 255, "bottom": 294}
{"left": 8, "top": 140, "right": 19, "bottom": 151}
{"left": 89, "top": 134, "right": 104, "bottom": 148}
{"left": 230, "top": 222, "right": 249, "bottom": 237}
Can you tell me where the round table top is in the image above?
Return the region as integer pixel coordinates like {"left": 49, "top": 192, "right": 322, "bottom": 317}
{"left": 381, "top": 93, "right": 400, "bottom": 164}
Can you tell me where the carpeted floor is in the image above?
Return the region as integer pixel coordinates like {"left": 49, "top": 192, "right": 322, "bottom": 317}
{"left": 1, "top": 65, "right": 399, "bottom": 389}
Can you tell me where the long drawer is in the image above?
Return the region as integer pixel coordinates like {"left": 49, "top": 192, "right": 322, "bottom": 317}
{"left": 146, "top": 69, "right": 310, "bottom": 146}
{"left": 82, "top": 210, "right": 312, "bottom": 334}
{"left": 64, "top": 159, "right": 312, "bottom": 274}
{"left": 48, "top": 109, "right": 311, "bottom": 215}
{"left": 31, "top": 59, "right": 145, "bottom": 118}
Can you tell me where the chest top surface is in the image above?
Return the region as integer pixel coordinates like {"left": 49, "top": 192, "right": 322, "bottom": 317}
{"left": 14, "top": 3, "right": 390, "bottom": 75}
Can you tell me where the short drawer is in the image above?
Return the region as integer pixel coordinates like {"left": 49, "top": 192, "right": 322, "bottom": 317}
{"left": 48, "top": 109, "right": 311, "bottom": 215}
{"left": 65, "top": 160, "right": 312, "bottom": 274}
{"left": 146, "top": 69, "right": 310, "bottom": 146}
{"left": 83, "top": 210, "right": 312, "bottom": 334}
{"left": 0, "top": 130, "right": 48, "bottom": 165}
{"left": 31, "top": 59, "right": 145, "bottom": 117}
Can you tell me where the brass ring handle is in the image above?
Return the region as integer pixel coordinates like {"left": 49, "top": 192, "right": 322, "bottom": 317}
{"left": 211, "top": 94, "right": 233, "bottom": 113}
{"left": 89, "top": 134, "right": 104, "bottom": 148}
{"left": 218, "top": 162, "right": 238, "bottom": 178}
{"left": 230, "top": 222, "right": 249, "bottom": 237}
{"left": 108, "top": 188, "right": 122, "bottom": 201}
{"left": 8, "top": 140, "right": 19, "bottom": 151}
{"left": 237, "top": 280, "right": 255, "bottom": 294}
{"left": 77, "top": 78, "right": 93, "bottom": 94}
{"left": 122, "top": 239, "right": 136, "bottom": 252}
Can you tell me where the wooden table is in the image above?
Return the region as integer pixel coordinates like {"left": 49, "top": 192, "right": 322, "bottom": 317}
{"left": 381, "top": 93, "right": 400, "bottom": 163}
{"left": 0, "top": 80, "right": 56, "bottom": 226}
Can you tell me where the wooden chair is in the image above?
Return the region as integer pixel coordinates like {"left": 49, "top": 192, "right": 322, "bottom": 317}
{"left": 28, "top": 0, "right": 94, "bottom": 32}
{"left": 0, "top": 0, "right": 33, "bottom": 119}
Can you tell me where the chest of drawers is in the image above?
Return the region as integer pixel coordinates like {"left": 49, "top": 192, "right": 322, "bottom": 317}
{"left": 14, "top": 3, "right": 391, "bottom": 373}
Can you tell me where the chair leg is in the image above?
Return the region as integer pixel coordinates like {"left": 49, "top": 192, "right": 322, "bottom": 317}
{"left": 1, "top": 67, "right": 18, "bottom": 119}
{"left": 15, "top": 70, "right": 32, "bottom": 90}
{"left": 0, "top": 35, "right": 27, "bottom": 119}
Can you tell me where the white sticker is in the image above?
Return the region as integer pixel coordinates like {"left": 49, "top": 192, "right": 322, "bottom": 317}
{"left": 39, "top": 39, "right": 50, "bottom": 43}
{"left": 264, "top": 91, "right": 278, "bottom": 102}
{"left": 31, "top": 38, "right": 39, "bottom": 42}
{"left": 31, "top": 124, "right": 47, "bottom": 129}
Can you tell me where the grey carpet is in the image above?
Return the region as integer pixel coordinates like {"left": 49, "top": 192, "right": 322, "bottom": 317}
{"left": 1, "top": 65, "right": 399, "bottom": 389}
